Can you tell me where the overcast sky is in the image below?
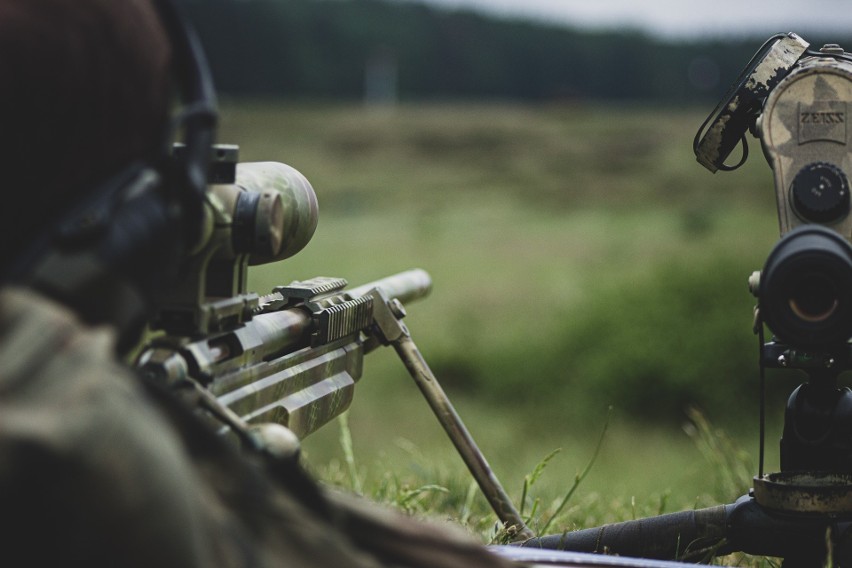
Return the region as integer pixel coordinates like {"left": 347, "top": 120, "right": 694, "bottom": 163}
{"left": 412, "top": 0, "right": 852, "bottom": 39}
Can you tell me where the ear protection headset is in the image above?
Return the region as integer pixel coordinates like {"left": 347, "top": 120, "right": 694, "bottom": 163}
{"left": 4, "top": 0, "right": 218, "bottom": 352}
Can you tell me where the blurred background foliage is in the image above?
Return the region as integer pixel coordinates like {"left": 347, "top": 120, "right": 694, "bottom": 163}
{"left": 229, "top": 101, "right": 798, "bottom": 429}
{"left": 227, "top": 101, "right": 796, "bottom": 522}
{"left": 184, "top": 0, "right": 833, "bottom": 536}
{"left": 179, "top": 0, "right": 850, "bottom": 103}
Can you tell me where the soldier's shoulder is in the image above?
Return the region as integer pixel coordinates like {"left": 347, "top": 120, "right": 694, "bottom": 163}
{"left": 0, "top": 286, "right": 121, "bottom": 393}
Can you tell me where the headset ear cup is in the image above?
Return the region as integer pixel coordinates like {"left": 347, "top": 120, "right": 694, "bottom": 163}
{"left": 101, "top": 175, "right": 186, "bottom": 299}
{"left": 22, "top": 164, "right": 186, "bottom": 353}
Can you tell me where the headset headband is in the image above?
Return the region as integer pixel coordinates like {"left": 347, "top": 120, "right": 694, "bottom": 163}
{"left": 153, "top": 0, "right": 218, "bottom": 234}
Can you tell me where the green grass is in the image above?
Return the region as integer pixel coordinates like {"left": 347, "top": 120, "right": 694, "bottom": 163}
{"left": 222, "top": 100, "right": 796, "bottom": 561}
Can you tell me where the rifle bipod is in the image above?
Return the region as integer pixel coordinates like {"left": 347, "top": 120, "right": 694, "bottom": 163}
{"left": 365, "top": 288, "right": 535, "bottom": 542}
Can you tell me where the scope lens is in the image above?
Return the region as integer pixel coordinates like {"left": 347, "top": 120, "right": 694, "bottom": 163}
{"left": 788, "top": 273, "right": 839, "bottom": 323}
{"left": 760, "top": 225, "right": 852, "bottom": 348}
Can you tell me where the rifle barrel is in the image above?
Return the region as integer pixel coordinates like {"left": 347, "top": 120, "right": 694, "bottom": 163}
{"left": 346, "top": 268, "right": 432, "bottom": 305}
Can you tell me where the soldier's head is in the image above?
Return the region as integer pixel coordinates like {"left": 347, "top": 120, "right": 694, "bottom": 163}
{"left": 0, "top": 0, "right": 173, "bottom": 268}
{"left": 0, "top": 0, "right": 216, "bottom": 350}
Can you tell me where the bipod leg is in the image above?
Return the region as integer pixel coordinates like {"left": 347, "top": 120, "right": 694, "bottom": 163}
{"left": 367, "top": 289, "right": 534, "bottom": 542}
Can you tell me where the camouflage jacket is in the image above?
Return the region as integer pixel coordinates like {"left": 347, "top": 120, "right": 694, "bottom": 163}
{"left": 0, "top": 287, "right": 515, "bottom": 568}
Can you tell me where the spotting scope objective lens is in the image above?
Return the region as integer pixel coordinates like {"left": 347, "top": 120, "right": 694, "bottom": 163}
{"left": 788, "top": 273, "right": 839, "bottom": 323}
{"left": 760, "top": 225, "right": 852, "bottom": 348}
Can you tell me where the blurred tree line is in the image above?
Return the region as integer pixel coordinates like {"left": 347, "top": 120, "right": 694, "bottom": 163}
{"left": 177, "top": 0, "right": 835, "bottom": 104}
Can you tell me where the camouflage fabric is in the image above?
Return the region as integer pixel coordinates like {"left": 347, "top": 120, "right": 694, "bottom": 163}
{"left": 0, "top": 287, "right": 516, "bottom": 567}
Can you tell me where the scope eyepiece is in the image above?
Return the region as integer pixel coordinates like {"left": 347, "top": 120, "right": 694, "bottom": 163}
{"left": 760, "top": 225, "right": 852, "bottom": 348}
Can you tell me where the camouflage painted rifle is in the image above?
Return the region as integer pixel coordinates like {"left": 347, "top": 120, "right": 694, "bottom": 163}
{"left": 137, "top": 268, "right": 432, "bottom": 444}
{"left": 135, "top": 148, "right": 532, "bottom": 540}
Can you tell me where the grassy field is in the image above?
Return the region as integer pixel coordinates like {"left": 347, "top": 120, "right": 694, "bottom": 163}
{"left": 218, "top": 100, "right": 794, "bottom": 552}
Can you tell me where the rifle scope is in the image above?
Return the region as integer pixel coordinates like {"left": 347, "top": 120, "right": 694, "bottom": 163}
{"left": 760, "top": 225, "right": 852, "bottom": 348}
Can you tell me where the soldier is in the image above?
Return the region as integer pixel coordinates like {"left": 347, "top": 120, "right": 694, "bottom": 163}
{"left": 0, "top": 1, "right": 513, "bottom": 566}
